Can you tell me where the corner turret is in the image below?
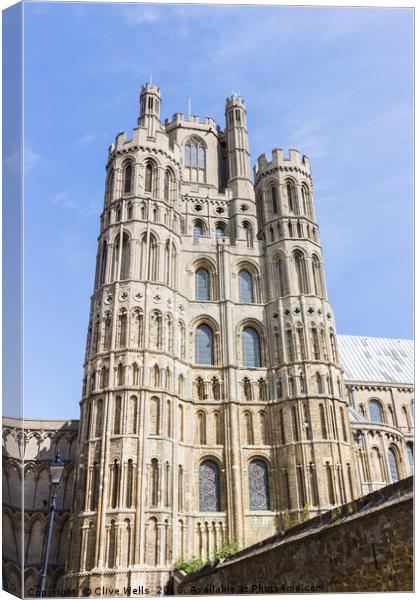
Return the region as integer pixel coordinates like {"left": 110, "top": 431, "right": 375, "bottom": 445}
{"left": 138, "top": 82, "right": 161, "bottom": 138}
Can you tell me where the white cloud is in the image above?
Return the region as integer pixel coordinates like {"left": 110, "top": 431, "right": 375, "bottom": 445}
{"left": 52, "top": 190, "right": 99, "bottom": 218}
{"left": 5, "top": 144, "right": 41, "bottom": 172}
{"left": 75, "top": 132, "right": 95, "bottom": 146}
{"left": 120, "top": 4, "right": 164, "bottom": 26}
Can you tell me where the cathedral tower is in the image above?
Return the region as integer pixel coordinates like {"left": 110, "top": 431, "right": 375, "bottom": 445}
{"left": 65, "top": 84, "right": 357, "bottom": 594}
{"left": 254, "top": 149, "right": 358, "bottom": 522}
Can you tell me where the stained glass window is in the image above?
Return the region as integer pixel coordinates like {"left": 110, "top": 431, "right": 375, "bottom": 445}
{"left": 239, "top": 270, "right": 254, "bottom": 303}
{"left": 195, "top": 324, "right": 214, "bottom": 365}
{"left": 248, "top": 460, "right": 270, "bottom": 510}
{"left": 369, "top": 400, "right": 383, "bottom": 423}
{"left": 199, "top": 460, "right": 220, "bottom": 511}
{"left": 196, "top": 268, "right": 210, "bottom": 300}
{"left": 388, "top": 448, "right": 399, "bottom": 483}
{"left": 242, "top": 327, "right": 261, "bottom": 367}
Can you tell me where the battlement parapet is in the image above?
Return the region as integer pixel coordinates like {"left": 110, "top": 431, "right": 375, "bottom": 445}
{"left": 164, "top": 112, "right": 220, "bottom": 132}
{"left": 140, "top": 82, "right": 161, "bottom": 96}
{"left": 225, "top": 94, "right": 246, "bottom": 110}
{"left": 254, "top": 147, "right": 311, "bottom": 179}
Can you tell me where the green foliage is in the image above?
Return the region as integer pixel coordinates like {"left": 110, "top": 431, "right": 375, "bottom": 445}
{"left": 334, "top": 506, "right": 343, "bottom": 519}
{"left": 174, "top": 555, "right": 206, "bottom": 574}
{"left": 175, "top": 541, "right": 239, "bottom": 574}
{"left": 282, "top": 508, "right": 290, "bottom": 529}
{"left": 211, "top": 540, "right": 239, "bottom": 563}
{"left": 303, "top": 502, "right": 310, "bottom": 521}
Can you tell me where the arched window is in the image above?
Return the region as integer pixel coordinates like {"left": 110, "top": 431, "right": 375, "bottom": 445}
{"left": 293, "top": 250, "right": 308, "bottom": 294}
{"left": 126, "top": 459, "right": 134, "bottom": 507}
{"left": 242, "top": 327, "right": 261, "bottom": 367}
{"left": 286, "top": 181, "right": 298, "bottom": 214}
{"left": 301, "top": 184, "right": 312, "bottom": 217}
{"left": 145, "top": 163, "right": 154, "bottom": 194}
{"left": 98, "top": 241, "right": 108, "bottom": 286}
{"left": 108, "top": 520, "right": 117, "bottom": 567}
{"left": 114, "top": 233, "right": 130, "bottom": 281}
{"left": 213, "top": 411, "right": 222, "bottom": 444}
{"left": 113, "top": 397, "right": 122, "bottom": 434}
{"left": 312, "top": 255, "right": 324, "bottom": 297}
{"left": 215, "top": 223, "right": 225, "bottom": 240}
{"left": 111, "top": 460, "right": 120, "bottom": 508}
{"left": 276, "top": 255, "right": 287, "bottom": 296}
{"left": 243, "top": 221, "right": 253, "bottom": 248}
{"left": 123, "top": 163, "right": 133, "bottom": 194}
{"left": 150, "top": 459, "right": 159, "bottom": 506}
{"left": 238, "top": 270, "right": 254, "bottom": 303}
{"left": 319, "top": 404, "right": 327, "bottom": 439}
{"left": 388, "top": 447, "right": 399, "bottom": 482}
{"left": 195, "top": 324, "right": 214, "bottom": 365}
{"left": 193, "top": 221, "right": 203, "bottom": 244}
{"left": 90, "top": 463, "right": 99, "bottom": 511}
{"left": 196, "top": 267, "right": 210, "bottom": 301}
{"left": 150, "top": 397, "right": 160, "bottom": 435}
{"left": 316, "top": 372, "right": 323, "bottom": 394}
{"left": 164, "top": 170, "right": 173, "bottom": 202}
{"left": 369, "top": 400, "right": 383, "bottom": 423}
{"left": 271, "top": 186, "right": 278, "bottom": 215}
{"left": 184, "top": 138, "right": 206, "bottom": 182}
{"left": 248, "top": 460, "right": 270, "bottom": 511}
{"left": 95, "top": 399, "right": 103, "bottom": 438}
{"left": 197, "top": 412, "right": 206, "bottom": 445}
{"left": 243, "top": 411, "right": 254, "bottom": 445}
{"left": 106, "top": 170, "right": 114, "bottom": 204}
{"left": 199, "top": 460, "right": 220, "bottom": 511}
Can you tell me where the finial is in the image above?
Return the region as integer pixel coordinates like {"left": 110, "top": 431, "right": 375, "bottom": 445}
{"left": 188, "top": 97, "right": 191, "bottom": 117}
{"left": 149, "top": 74, "right": 153, "bottom": 85}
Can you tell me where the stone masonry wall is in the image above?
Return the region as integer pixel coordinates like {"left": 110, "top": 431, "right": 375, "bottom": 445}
{"left": 174, "top": 476, "right": 413, "bottom": 594}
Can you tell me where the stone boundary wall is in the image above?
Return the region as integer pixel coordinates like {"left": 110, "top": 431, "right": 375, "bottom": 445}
{"left": 174, "top": 476, "right": 413, "bottom": 594}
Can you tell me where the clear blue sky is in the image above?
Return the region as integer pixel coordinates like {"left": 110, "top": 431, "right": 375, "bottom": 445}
{"left": 19, "top": 2, "right": 413, "bottom": 419}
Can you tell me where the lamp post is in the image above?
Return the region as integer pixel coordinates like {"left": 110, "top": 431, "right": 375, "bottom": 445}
{"left": 38, "top": 451, "right": 65, "bottom": 597}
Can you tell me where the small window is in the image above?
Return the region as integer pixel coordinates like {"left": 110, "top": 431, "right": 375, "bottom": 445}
{"left": 369, "top": 400, "right": 383, "bottom": 423}
{"left": 145, "top": 163, "right": 153, "bottom": 193}
{"left": 193, "top": 222, "right": 203, "bottom": 244}
{"left": 124, "top": 163, "right": 133, "bottom": 194}
{"left": 238, "top": 270, "right": 254, "bottom": 303}
{"left": 196, "top": 268, "right": 210, "bottom": 301}
{"left": 388, "top": 447, "right": 399, "bottom": 483}
{"left": 271, "top": 187, "right": 278, "bottom": 215}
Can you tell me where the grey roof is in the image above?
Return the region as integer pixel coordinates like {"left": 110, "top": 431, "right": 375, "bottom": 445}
{"left": 337, "top": 335, "right": 414, "bottom": 385}
{"left": 348, "top": 406, "right": 368, "bottom": 423}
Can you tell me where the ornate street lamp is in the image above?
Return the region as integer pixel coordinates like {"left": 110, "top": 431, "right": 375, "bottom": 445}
{"left": 38, "top": 451, "right": 65, "bottom": 597}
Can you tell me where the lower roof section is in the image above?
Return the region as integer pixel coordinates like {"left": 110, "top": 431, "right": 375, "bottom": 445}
{"left": 337, "top": 335, "right": 414, "bottom": 386}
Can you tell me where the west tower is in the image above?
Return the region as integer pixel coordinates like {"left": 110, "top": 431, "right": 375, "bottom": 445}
{"left": 65, "top": 84, "right": 358, "bottom": 594}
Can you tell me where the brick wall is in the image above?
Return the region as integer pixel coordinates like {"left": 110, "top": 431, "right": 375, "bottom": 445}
{"left": 174, "top": 476, "right": 413, "bottom": 594}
